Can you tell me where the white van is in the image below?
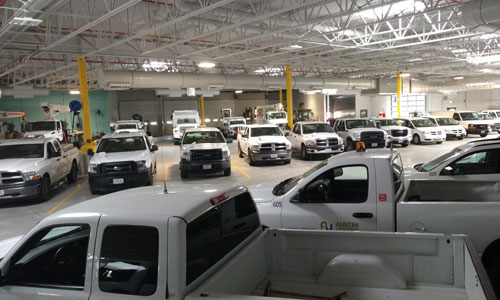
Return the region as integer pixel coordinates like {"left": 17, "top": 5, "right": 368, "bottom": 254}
{"left": 424, "top": 116, "right": 466, "bottom": 140}
{"left": 432, "top": 111, "right": 490, "bottom": 137}
{"left": 395, "top": 117, "right": 446, "bottom": 144}
{"left": 172, "top": 110, "right": 201, "bottom": 144}
{"left": 115, "top": 120, "right": 144, "bottom": 133}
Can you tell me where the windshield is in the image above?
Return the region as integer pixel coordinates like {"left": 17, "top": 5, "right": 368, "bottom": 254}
{"left": 116, "top": 124, "right": 138, "bottom": 130}
{"left": 229, "top": 120, "right": 246, "bottom": 125}
{"left": 435, "top": 118, "right": 458, "bottom": 126}
{"left": 377, "top": 119, "right": 398, "bottom": 126}
{"left": 302, "top": 123, "right": 333, "bottom": 134}
{"left": 269, "top": 112, "right": 286, "bottom": 120}
{"left": 0, "top": 144, "right": 44, "bottom": 159}
{"left": 273, "top": 160, "right": 328, "bottom": 196}
{"left": 460, "top": 112, "right": 480, "bottom": 121}
{"left": 251, "top": 127, "right": 282, "bottom": 137}
{"left": 412, "top": 119, "right": 436, "bottom": 127}
{"left": 183, "top": 131, "right": 225, "bottom": 144}
{"left": 480, "top": 114, "right": 494, "bottom": 120}
{"left": 346, "top": 120, "right": 376, "bottom": 129}
{"left": 26, "top": 121, "right": 56, "bottom": 132}
{"left": 420, "top": 147, "right": 463, "bottom": 172}
{"left": 97, "top": 137, "right": 146, "bottom": 153}
{"left": 177, "top": 118, "right": 197, "bottom": 124}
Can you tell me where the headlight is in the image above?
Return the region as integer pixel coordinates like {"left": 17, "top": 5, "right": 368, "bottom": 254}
{"left": 137, "top": 160, "right": 151, "bottom": 172}
{"left": 338, "top": 139, "right": 344, "bottom": 145}
{"left": 222, "top": 150, "right": 229, "bottom": 160}
{"left": 286, "top": 143, "right": 291, "bottom": 150}
{"left": 250, "top": 145, "right": 260, "bottom": 152}
{"left": 88, "top": 163, "right": 99, "bottom": 173}
{"left": 180, "top": 151, "right": 191, "bottom": 161}
{"left": 23, "top": 171, "right": 41, "bottom": 181}
{"left": 353, "top": 133, "right": 361, "bottom": 139}
{"left": 305, "top": 140, "right": 316, "bottom": 147}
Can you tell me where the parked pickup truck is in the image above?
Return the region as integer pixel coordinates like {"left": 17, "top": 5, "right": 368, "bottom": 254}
{"left": 333, "top": 118, "right": 387, "bottom": 151}
{"left": 87, "top": 131, "right": 158, "bottom": 194}
{"left": 0, "top": 185, "right": 494, "bottom": 300}
{"left": 0, "top": 138, "right": 80, "bottom": 202}
{"left": 220, "top": 117, "right": 247, "bottom": 138}
{"left": 237, "top": 125, "right": 291, "bottom": 165}
{"left": 24, "top": 120, "right": 65, "bottom": 141}
{"left": 370, "top": 118, "right": 411, "bottom": 147}
{"left": 249, "top": 148, "right": 500, "bottom": 295}
{"left": 179, "top": 127, "right": 231, "bottom": 178}
{"left": 287, "top": 121, "right": 344, "bottom": 160}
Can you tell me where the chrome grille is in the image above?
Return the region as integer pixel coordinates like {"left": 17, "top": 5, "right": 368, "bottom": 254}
{"left": 316, "top": 139, "right": 339, "bottom": 147}
{"left": 360, "top": 132, "right": 385, "bottom": 144}
{"left": 390, "top": 129, "right": 407, "bottom": 137}
{"left": 0, "top": 171, "right": 24, "bottom": 184}
{"left": 102, "top": 161, "right": 135, "bottom": 175}
{"left": 260, "top": 143, "right": 287, "bottom": 151}
{"left": 191, "top": 149, "right": 222, "bottom": 161}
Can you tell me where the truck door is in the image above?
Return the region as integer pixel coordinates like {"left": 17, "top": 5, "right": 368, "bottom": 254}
{"left": 239, "top": 127, "right": 249, "bottom": 155}
{"left": 46, "top": 141, "right": 64, "bottom": 182}
{"left": 89, "top": 215, "right": 167, "bottom": 300}
{"left": 281, "top": 162, "right": 377, "bottom": 231}
{"left": 290, "top": 124, "right": 300, "bottom": 149}
{"left": 0, "top": 216, "right": 100, "bottom": 300}
{"left": 51, "top": 140, "right": 66, "bottom": 180}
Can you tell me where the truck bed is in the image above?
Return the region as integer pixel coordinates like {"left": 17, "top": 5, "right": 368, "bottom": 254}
{"left": 188, "top": 229, "right": 492, "bottom": 300}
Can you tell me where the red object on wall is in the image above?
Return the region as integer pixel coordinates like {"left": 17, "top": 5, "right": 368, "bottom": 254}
{"left": 378, "top": 112, "right": 386, "bottom": 118}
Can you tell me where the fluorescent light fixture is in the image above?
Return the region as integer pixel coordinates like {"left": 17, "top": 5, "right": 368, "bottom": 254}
{"left": 453, "top": 75, "right": 465, "bottom": 80}
{"left": 205, "top": 118, "right": 211, "bottom": 123}
{"left": 254, "top": 67, "right": 282, "bottom": 74}
{"left": 166, "top": 121, "right": 172, "bottom": 124}
{"left": 290, "top": 44, "right": 302, "bottom": 49}
{"left": 213, "top": 119, "right": 218, "bottom": 122}
{"left": 143, "top": 61, "right": 173, "bottom": 72}
{"left": 235, "top": 90, "right": 243, "bottom": 94}
{"left": 10, "top": 17, "right": 43, "bottom": 26}
{"left": 69, "top": 90, "right": 80, "bottom": 95}
{"left": 198, "top": 62, "right": 216, "bottom": 68}
{"left": 467, "top": 54, "right": 500, "bottom": 64}
{"left": 150, "top": 121, "right": 158, "bottom": 125}
{"left": 495, "top": 84, "right": 500, "bottom": 88}
{"left": 399, "top": 72, "right": 411, "bottom": 77}
{"left": 407, "top": 58, "right": 423, "bottom": 62}
{"left": 451, "top": 49, "right": 468, "bottom": 54}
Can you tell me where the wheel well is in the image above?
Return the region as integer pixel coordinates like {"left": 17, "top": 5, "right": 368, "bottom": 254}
{"left": 482, "top": 239, "right": 500, "bottom": 267}
{"left": 43, "top": 173, "right": 50, "bottom": 181}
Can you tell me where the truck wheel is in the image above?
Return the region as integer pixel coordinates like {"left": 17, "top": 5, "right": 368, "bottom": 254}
{"left": 146, "top": 171, "right": 153, "bottom": 186}
{"left": 89, "top": 183, "right": 99, "bottom": 195}
{"left": 480, "top": 132, "right": 488, "bottom": 137}
{"left": 412, "top": 134, "right": 421, "bottom": 145}
{"left": 154, "top": 162, "right": 157, "bottom": 175}
{"left": 465, "top": 131, "right": 469, "bottom": 138}
{"left": 386, "top": 142, "right": 392, "bottom": 148}
{"left": 174, "top": 140, "right": 180, "bottom": 145}
{"left": 284, "top": 159, "right": 291, "bottom": 165}
{"left": 300, "top": 144, "right": 308, "bottom": 160}
{"left": 66, "top": 161, "right": 78, "bottom": 183}
{"left": 238, "top": 143, "right": 244, "bottom": 158}
{"left": 458, "top": 136, "right": 464, "bottom": 140}
{"left": 486, "top": 257, "right": 500, "bottom": 297}
{"left": 402, "top": 141, "right": 409, "bottom": 147}
{"left": 248, "top": 149, "right": 255, "bottom": 166}
{"left": 436, "top": 141, "right": 443, "bottom": 144}
{"left": 38, "top": 176, "right": 51, "bottom": 202}
{"left": 181, "top": 170, "right": 188, "bottom": 179}
{"left": 224, "top": 168, "right": 231, "bottom": 176}
{"left": 346, "top": 140, "right": 355, "bottom": 151}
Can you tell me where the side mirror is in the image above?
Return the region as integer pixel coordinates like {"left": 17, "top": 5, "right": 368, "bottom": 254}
{"left": 284, "top": 132, "right": 290, "bottom": 137}
{"left": 151, "top": 145, "right": 159, "bottom": 152}
{"left": 376, "top": 123, "right": 381, "bottom": 129}
{"left": 441, "top": 166, "right": 453, "bottom": 176}
{"left": 226, "top": 138, "right": 233, "bottom": 144}
{"left": 87, "top": 149, "right": 94, "bottom": 156}
{"left": 147, "top": 131, "right": 152, "bottom": 137}
{"left": 333, "top": 168, "right": 343, "bottom": 177}
{"left": 290, "top": 188, "right": 306, "bottom": 203}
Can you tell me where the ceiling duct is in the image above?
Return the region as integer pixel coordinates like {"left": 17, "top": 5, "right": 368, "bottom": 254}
{"left": 0, "top": 86, "right": 49, "bottom": 98}
{"left": 98, "top": 70, "right": 377, "bottom": 91}
{"left": 460, "top": 0, "right": 500, "bottom": 33}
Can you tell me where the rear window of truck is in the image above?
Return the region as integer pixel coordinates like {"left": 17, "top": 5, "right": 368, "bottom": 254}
{"left": 186, "top": 192, "right": 260, "bottom": 285}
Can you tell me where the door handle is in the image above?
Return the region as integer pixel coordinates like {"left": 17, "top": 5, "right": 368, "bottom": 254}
{"left": 352, "top": 212, "right": 373, "bottom": 218}
{"left": 56, "top": 158, "right": 61, "bottom": 161}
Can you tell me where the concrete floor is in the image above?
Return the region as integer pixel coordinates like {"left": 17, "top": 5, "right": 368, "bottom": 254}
{"left": 1, "top": 133, "right": 498, "bottom": 241}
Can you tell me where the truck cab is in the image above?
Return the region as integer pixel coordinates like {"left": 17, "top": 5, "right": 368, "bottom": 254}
{"left": 237, "top": 125, "right": 291, "bottom": 165}
{"left": 254, "top": 104, "right": 287, "bottom": 127}
{"left": 24, "top": 120, "right": 64, "bottom": 142}
{"left": 333, "top": 118, "right": 387, "bottom": 151}
{"left": 220, "top": 117, "right": 247, "bottom": 138}
{"left": 172, "top": 110, "right": 201, "bottom": 145}
{"left": 370, "top": 118, "right": 412, "bottom": 147}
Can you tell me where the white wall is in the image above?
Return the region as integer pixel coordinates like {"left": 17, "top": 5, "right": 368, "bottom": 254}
{"left": 426, "top": 89, "right": 500, "bottom": 113}
{"left": 344, "top": 90, "right": 391, "bottom": 117}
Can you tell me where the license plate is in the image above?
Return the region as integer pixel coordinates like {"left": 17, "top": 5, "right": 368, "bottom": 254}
{"left": 113, "top": 178, "right": 124, "bottom": 184}
{"left": 270, "top": 154, "right": 278, "bottom": 158}
{"left": 456, "top": 134, "right": 460, "bottom": 137}
{"left": 0, "top": 190, "right": 4, "bottom": 196}
{"left": 372, "top": 143, "right": 378, "bottom": 147}
{"left": 398, "top": 139, "right": 403, "bottom": 143}
{"left": 481, "top": 131, "right": 485, "bottom": 134}
{"left": 203, "top": 164, "right": 212, "bottom": 170}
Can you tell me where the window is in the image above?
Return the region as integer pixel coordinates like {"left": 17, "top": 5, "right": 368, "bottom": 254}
{"left": 56, "top": 122, "right": 61, "bottom": 130}
{"left": 292, "top": 124, "right": 300, "bottom": 134}
{"left": 97, "top": 137, "right": 147, "bottom": 153}
{"left": 391, "top": 94, "right": 426, "bottom": 117}
{"left": 53, "top": 141, "right": 62, "bottom": 153}
{"left": 301, "top": 165, "right": 369, "bottom": 203}
{"left": 392, "top": 155, "right": 404, "bottom": 196}
{"left": 186, "top": 192, "right": 260, "bottom": 285}
{"left": 7, "top": 224, "right": 90, "bottom": 289}
{"left": 453, "top": 113, "right": 461, "bottom": 121}
{"left": 47, "top": 142, "right": 56, "bottom": 157}
{"left": 441, "top": 149, "right": 500, "bottom": 175}
{"left": 99, "top": 225, "right": 159, "bottom": 296}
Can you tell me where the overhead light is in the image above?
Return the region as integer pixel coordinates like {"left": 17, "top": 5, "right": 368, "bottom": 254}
{"left": 198, "top": 62, "right": 216, "bottom": 68}
{"left": 399, "top": 72, "right": 411, "bottom": 77}
{"left": 467, "top": 54, "right": 500, "bottom": 65}
{"left": 495, "top": 84, "right": 500, "bottom": 88}
{"left": 150, "top": 121, "right": 158, "bottom": 125}
{"left": 453, "top": 75, "right": 465, "bottom": 80}
{"left": 407, "top": 58, "right": 423, "bottom": 62}
{"left": 205, "top": 118, "right": 211, "bottom": 123}
{"left": 235, "top": 90, "right": 243, "bottom": 94}
{"left": 10, "top": 17, "right": 43, "bottom": 26}
{"left": 451, "top": 49, "right": 468, "bottom": 54}
{"left": 290, "top": 44, "right": 302, "bottom": 49}
{"left": 69, "top": 90, "right": 80, "bottom": 95}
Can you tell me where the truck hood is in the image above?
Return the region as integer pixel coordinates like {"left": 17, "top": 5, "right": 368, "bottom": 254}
{"left": 302, "top": 132, "right": 340, "bottom": 139}
{"left": 0, "top": 158, "right": 44, "bottom": 172}
{"left": 90, "top": 150, "right": 151, "bottom": 164}
{"left": 0, "top": 235, "right": 23, "bottom": 260}
{"left": 182, "top": 142, "right": 228, "bottom": 151}
{"left": 247, "top": 182, "right": 278, "bottom": 203}
{"left": 250, "top": 136, "right": 290, "bottom": 145}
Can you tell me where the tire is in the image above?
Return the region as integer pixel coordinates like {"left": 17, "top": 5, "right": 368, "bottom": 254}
{"left": 89, "top": 183, "right": 99, "bottom": 195}
{"left": 465, "top": 131, "right": 469, "bottom": 138}
{"left": 386, "top": 142, "right": 392, "bottom": 148}
{"left": 300, "top": 144, "right": 308, "bottom": 160}
{"left": 153, "top": 162, "right": 157, "bottom": 175}
{"left": 402, "top": 141, "right": 409, "bottom": 147}
{"left": 458, "top": 136, "right": 464, "bottom": 140}
{"left": 480, "top": 132, "right": 488, "bottom": 137}
{"left": 66, "top": 161, "right": 78, "bottom": 183}
{"left": 146, "top": 171, "right": 153, "bottom": 186}
{"left": 346, "top": 139, "right": 355, "bottom": 152}
{"left": 224, "top": 168, "right": 231, "bottom": 176}
{"left": 238, "top": 143, "right": 244, "bottom": 158}
{"left": 174, "top": 140, "right": 180, "bottom": 145}
{"left": 180, "top": 170, "right": 188, "bottom": 179}
{"left": 412, "top": 134, "right": 421, "bottom": 145}
{"left": 436, "top": 141, "right": 443, "bottom": 144}
{"left": 284, "top": 159, "right": 291, "bottom": 165}
{"left": 248, "top": 149, "right": 255, "bottom": 166}
{"left": 38, "top": 176, "right": 51, "bottom": 202}
{"left": 486, "top": 257, "right": 500, "bottom": 297}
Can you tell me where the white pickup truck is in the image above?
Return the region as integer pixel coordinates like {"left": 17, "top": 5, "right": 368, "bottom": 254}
{"left": 371, "top": 118, "right": 411, "bottom": 147}
{"left": 0, "top": 138, "right": 80, "bottom": 202}
{"left": 237, "top": 125, "right": 291, "bottom": 165}
{"left": 287, "top": 121, "right": 344, "bottom": 159}
{"left": 0, "top": 185, "right": 494, "bottom": 300}
{"left": 24, "top": 120, "right": 65, "bottom": 142}
{"left": 249, "top": 148, "right": 500, "bottom": 295}
{"left": 220, "top": 117, "right": 247, "bottom": 138}
{"left": 333, "top": 118, "right": 387, "bottom": 151}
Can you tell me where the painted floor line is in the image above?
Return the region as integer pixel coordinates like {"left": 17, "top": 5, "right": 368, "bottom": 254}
{"left": 231, "top": 161, "right": 251, "bottom": 179}
{"left": 48, "top": 182, "right": 88, "bottom": 215}
{"left": 293, "top": 160, "right": 311, "bottom": 170}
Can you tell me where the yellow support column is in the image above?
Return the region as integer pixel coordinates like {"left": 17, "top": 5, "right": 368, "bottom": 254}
{"left": 200, "top": 96, "right": 205, "bottom": 126}
{"left": 78, "top": 55, "right": 96, "bottom": 154}
{"left": 397, "top": 72, "right": 402, "bottom": 118}
{"left": 279, "top": 89, "right": 283, "bottom": 105}
{"left": 286, "top": 66, "right": 293, "bottom": 129}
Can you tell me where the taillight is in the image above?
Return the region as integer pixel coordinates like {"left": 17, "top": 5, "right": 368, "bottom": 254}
{"left": 210, "top": 193, "right": 228, "bottom": 205}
